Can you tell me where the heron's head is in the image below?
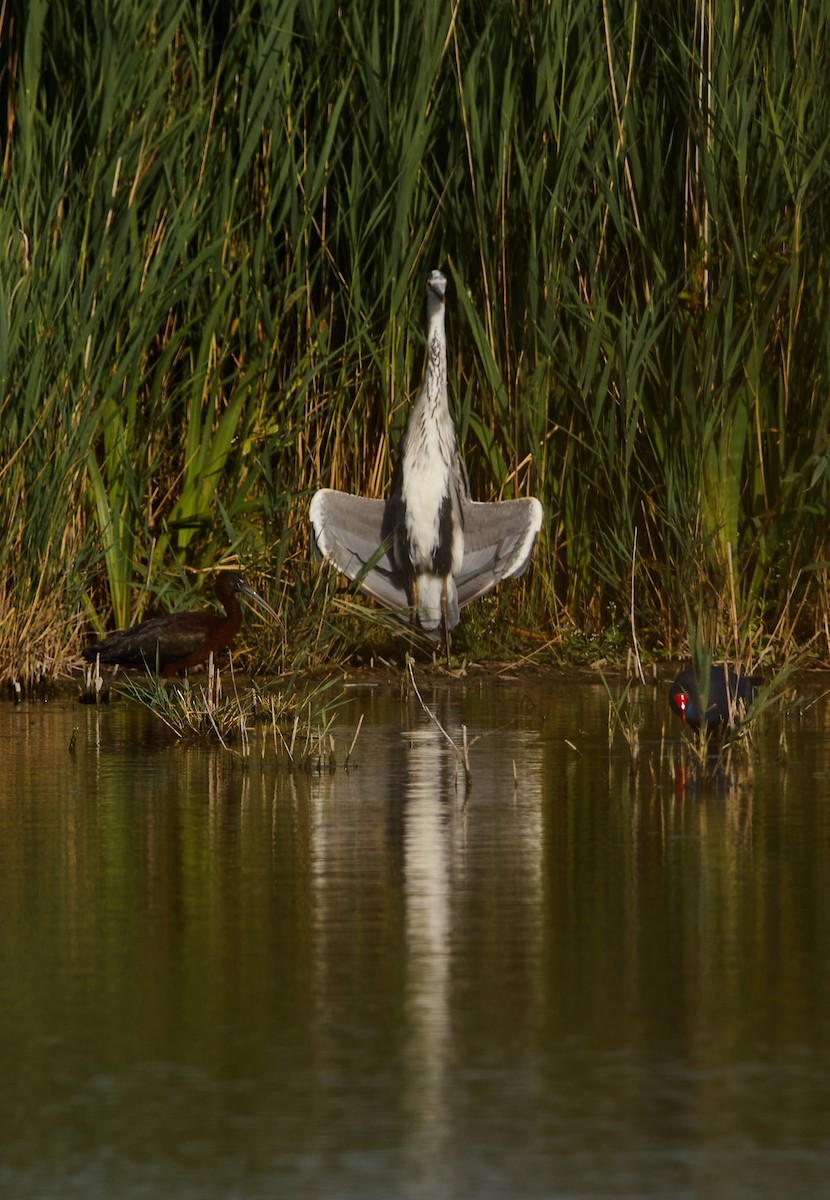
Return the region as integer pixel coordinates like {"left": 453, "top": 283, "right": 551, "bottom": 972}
{"left": 426, "top": 269, "right": 447, "bottom": 304}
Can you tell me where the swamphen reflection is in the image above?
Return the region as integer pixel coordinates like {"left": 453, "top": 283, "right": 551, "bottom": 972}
{"left": 82, "top": 572, "right": 277, "bottom": 677}
{"left": 668, "top": 665, "right": 761, "bottom": 729}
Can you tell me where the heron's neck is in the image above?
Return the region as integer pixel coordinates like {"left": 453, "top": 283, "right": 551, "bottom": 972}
{"left": 420, "top": 310, "right": 447, "bottom": 419}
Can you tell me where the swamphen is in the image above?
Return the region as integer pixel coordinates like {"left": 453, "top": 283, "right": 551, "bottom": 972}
{"left": 668, "top": 665, "right": 761, "bottom": 730}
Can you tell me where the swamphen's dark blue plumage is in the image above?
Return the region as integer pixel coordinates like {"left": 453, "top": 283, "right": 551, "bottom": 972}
{"left": 668, "top": 665, "right": 761, "bottom": 729}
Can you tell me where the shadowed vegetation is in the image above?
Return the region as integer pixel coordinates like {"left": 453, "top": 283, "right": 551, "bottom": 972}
{"left": 2, "top": 0, "right": 830, "bottom": 689}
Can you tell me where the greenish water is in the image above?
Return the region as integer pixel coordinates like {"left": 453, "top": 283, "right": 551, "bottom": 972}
{"left": 1, "top": 672, "right": 829, "bottom": 1198}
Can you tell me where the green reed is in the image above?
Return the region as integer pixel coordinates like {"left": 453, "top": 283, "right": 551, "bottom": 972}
{"left": 2, "top": 0, "right": 830, "bottom": 686}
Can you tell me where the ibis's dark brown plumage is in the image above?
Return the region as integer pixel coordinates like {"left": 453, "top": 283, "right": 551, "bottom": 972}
{"left": 81, "top": 572, "right": 277, "bottom": 678}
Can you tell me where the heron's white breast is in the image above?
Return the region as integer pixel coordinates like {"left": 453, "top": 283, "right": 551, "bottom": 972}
{"left": 401, "top": 422, "right": 463, "bottom": 571}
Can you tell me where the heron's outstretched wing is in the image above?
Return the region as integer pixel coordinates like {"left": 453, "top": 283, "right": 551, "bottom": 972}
{"left": 456, "top": 498, "right": 543, "bottom": 608}
{"left": 309, "top": 489, "right": 410, "bottom": 611}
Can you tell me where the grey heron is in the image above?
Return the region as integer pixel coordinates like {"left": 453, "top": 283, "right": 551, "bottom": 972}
{"left": 310, "top": 268, "right": 543, "bottom": 656}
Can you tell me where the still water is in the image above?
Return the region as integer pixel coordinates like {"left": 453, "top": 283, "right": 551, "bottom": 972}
{"left": 1, "top": 669, "right": 829, "bottom": 1198}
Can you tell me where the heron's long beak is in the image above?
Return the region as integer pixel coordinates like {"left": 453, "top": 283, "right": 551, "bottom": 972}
{"left": 238, "top": 581, "right": 281, "bottom": 625}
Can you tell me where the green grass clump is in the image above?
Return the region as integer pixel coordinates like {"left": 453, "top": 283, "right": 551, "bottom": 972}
{"left": 2, "top": 1, "right": 830, "bottom": 685}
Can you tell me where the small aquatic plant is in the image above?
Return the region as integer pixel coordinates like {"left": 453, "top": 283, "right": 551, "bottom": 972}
{"left": 601, "top": 672, "right": 645, "bottom": 763}
{"left": 116, "top": 655, "right": 347, "bottom": 763}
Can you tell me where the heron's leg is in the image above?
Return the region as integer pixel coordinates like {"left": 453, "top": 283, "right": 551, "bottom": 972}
{"left": 440, "top": 577, "right": 451, "bottom": 666}
{"left": 407, "top": 577, "right": 419, "bottom": 660}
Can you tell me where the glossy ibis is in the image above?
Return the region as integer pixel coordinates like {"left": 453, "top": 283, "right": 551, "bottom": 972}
{"left": 668, "top": 664, "right": 761, "bottom": 730}
{"left": 82, "top": 572, "right": 277, "bottom": 678}
{"left": 310, "top": 269, "right": 543, "bottom": 656}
